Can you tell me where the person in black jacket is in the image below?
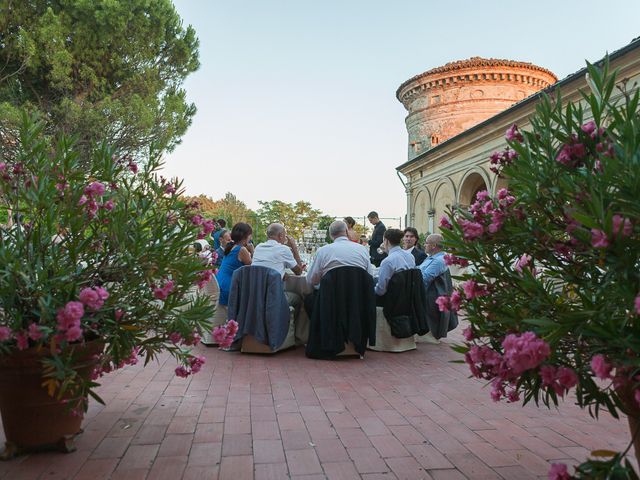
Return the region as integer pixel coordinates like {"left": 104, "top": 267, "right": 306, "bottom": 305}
{"left": 403, "top": 227, "right": 427, "bottom": 266}
{"left": 367, "top": 211, "right": 387, "bottom": 267}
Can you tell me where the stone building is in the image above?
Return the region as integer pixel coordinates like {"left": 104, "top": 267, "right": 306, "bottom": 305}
{"left": 396, "top": 38, "right": 640, "bottom": 235}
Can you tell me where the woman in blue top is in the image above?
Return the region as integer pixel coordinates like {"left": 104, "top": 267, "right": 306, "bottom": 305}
{"left": 216, "top": 222, "right": 253, "bottom": 305}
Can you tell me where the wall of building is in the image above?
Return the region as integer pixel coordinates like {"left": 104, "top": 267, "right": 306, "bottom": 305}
{"left": 400, "top": 47, "right": 640, "bottom": 234}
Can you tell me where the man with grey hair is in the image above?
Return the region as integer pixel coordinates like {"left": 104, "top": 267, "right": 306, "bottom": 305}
{"left": 252, "top": 223, "right": 304, "bottom": 313}
{"left": 306, "top": 220, "right": 373, "bottom": 288}
{"left": 419, "top": 233, "right": 447, "bottom": 289}
{"left": 253, "top": 223, "right": 304, "bottom": 277}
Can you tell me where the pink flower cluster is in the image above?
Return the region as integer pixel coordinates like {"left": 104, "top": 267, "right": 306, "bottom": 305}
{"left": 56, "top": 301, "right": 85, "bottom": 342}
{"left": 79, "top": 286, "right": 109, "bottom": 311}
{"left": 167, "top": 330, "right": 201, "bottom": 347}
{"left": 195, "top": 269, "right": 214, "bottom": 289}
{"left": 540, "top": 365, "right": 578, "bottom": 397}
{"left": 456, "top": 188, "right": 516, "bottom": 241}
{"left": 191, "top": 215, "right": 217, "bottom": 240}
{"left": 444, "top": 253, "right": 469, "bottom": 268}
{"left": 505, "top": 124, "right": 523, "bottom": 142}
{"left": 548, "top": 463, "right": 570, "bottom": 480}
{"left": 90, "top": 347, "right": 141, "bottom": 380}
{"left": 212, "top": 320, "right": 239, "bottom": 349}
{"left": 465, "top": 331, "right": 553, "bottom": 402}
{"left": 556, "top": 121, "right": 613, "bottom": 170}
{"left": 78, "top": 181, "right": 113, "bottom": 219}
{"left": 153, "top": 280, "right": 175, "bottom": 300}
{"left": 461, "top": 279, "right": 488, "bottom": 300}
{"left": 435, "top": 291, "right": 462, "bottom": 313}
{"left": 175, "top": 355, "right": 206, "bottom": 378}
{"left": 489, "top": 148, "right": 518, "bottom": 175}
{"left": 590, "top": 214, "right": 633, "bottom": 249}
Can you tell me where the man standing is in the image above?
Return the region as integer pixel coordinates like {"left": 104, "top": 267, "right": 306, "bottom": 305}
{"left": 367, "top": 211, "right": 387, "bottom": 267}
{"left": 374, "top": 229, "right": 415, "bottom": 303}
{"left": 403, "top": 227, "right": 427, "bottom": 266}
{"left": 252, "top": 223, "right": 304, "bottom": 312}
{"left": 419, "top": 233, "right": 447, "bottom": 289}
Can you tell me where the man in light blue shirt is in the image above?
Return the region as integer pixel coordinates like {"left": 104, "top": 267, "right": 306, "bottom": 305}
{"left": 419, "top": 233, "right": 448, "bottom": 289}
{"left": 374, "top": 229, "right": 416, "bottom": 299}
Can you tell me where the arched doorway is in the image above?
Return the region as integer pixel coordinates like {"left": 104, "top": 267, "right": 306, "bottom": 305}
{"left": 459, "top": 172, "right": 489, "bottom": 207}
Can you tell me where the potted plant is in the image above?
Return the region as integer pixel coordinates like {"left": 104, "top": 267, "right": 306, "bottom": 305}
{"left": 440, "top": 63, "right": 640, "bottom": 478}
{"left": 0, "top": 114, "right": 215, "bottom": 458}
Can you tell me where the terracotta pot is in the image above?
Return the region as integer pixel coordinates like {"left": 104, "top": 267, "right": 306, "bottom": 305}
{"left": 0, "top": 340, "right": 104, "bottom": 458}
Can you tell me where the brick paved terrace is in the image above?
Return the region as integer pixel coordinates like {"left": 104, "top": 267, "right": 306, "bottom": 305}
{"left": 0, "top": 328, "right": 631, "bottom": 480}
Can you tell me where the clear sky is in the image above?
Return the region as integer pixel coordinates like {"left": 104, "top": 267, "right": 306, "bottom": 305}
{"left": 164, "top": 0, "right": 640, "bottom": 222}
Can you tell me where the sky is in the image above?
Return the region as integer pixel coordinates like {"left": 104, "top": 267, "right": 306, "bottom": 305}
{"left": 164, "top": 0, "right": 640, "bottom": 223}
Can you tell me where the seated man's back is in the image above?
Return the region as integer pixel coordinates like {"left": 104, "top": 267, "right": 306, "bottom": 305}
{"left": 306, "top": 221, "right": 373, "bottom": 287}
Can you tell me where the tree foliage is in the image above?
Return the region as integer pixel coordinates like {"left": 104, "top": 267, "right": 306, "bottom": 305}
{"left": 256, "top": 200, "right": 324, "bottom": 241}
{"left": 442, "top": 63, "right": 640, "bottom": 477}
{"left": 0, "top": 0, "right": 199, "bottom": 158}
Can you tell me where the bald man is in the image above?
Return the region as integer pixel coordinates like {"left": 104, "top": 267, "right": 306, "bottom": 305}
{"left": 418, "top": 233, "right": 448, "bottom": 289}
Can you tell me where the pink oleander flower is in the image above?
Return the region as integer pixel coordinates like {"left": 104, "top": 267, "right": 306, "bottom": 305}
{"left": 84, "top": 181, "right": 106, "bottom": 197}
{"left": 78, "top": 195, "right": 88, "bottom": 206}
{"left": 591, "top": 228, "right": 609, "bottom": 248}
{"left": 612, "top": 214, "right": 632, "bottom": 238}
{"left": 15, "top": 331, "right": 29, "bottom": 350}
{"left": 514, "top": 254, "right": 532, "bottom": 274}
{"left": 505, "top": 124, "right": 523, "bottom": 142}
{"left": 153, "top": 280, "right": 175, "bottom": 300}
{"left": 459, "top": 220, "right": 483, "bottom": 241}
{"left": 590, "top": 354, "right": 613, "bottom": 379}
{"left": 475, "top": 190, "right": 490, "bottom": 202}
{"left": 86, "top": 200, "right": 99, "bottom": 219}
{"left": 57, "top": 301, "right": 84, "bottom": 327}
{"left": 439, "top": 216, "right": 453, "bottom": 230}
{"left": 212, "top": 326, "right": 227, "bottom": 344}
{"left": 196, "top": 269, "right": 214, "bottom": 289}
{"left": 581, "top": 120, "right": 596, "bottom": 136}
{"left": 449, "top": 291, "right": 462, "bottom": 311}
{"left": 202, "top": 219, "right": 215, "bottom": 235}
{"left": 462, "top": 326, "right": 474, "bottom": 341}
{"left": 128, "top": 160, "right": 138, "bottom": 173}
{"left": 556, "top": 144, "right": 573, "bottom": 166}
{"left": 548, "top": 462, "right": 570, "bottom": 480}
{"left": 65, "top": 325, "right": 83, "bottom": 342}
{"left": 444, "top": 254, "right": 469, "bottom": 268}
{"left": 461, "top": 280, "right": 487, "bottom": 300}
{"left": 175, "top": 366, "right": 190, "bottom": 378}
{"left": 191, "top": 214, "right": 203, "bottom": 226}
{"left": 0, "top": 326, "right": 12, "bottom": 341}
{"left": 501, "top": 332, "right": 550, "bottom": 376}
{"left": 184, "top": 331, "right": 201, "bottom": 346}
{"left": 79, "top": 286, "right": 109, "bottom": 311}
{"left": 556, "top": 367, "right": 578, "bottom": 389}
{"left": 168, "top": 332, "right": 183, "bottom": 344}
{"left": 226, "top": 319, "right": 239, "bottom": 337}
{"left": 165, "top": 184, "right": 177, "bottom": 195}
{"left": 28, "top": 323, "right": 43, "bottom": 341}
{"left": 635, "top": 389, "right": 640, "bottom": 408}
{"left": 102, "top": 199, "right": 114, "bottom": 211}
{"left": 189, "top": 355, "right": 206, "bottom": 374}
{"left": 435, "top": 296, "right": 450, "bottom": 312}
{"left": 636, "top": 295, "right": 640, "bottom": 315}
{"left": 115, "top": 309, "right": 125, "bottom": 321}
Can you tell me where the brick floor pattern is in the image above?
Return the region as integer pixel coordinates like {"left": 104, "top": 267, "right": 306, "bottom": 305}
{"left": 0, "top": 329, "right": 630, "bottom": 480}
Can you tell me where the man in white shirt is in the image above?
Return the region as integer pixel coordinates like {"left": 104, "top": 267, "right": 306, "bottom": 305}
{"left": 375, "top": 228, "right": 416, "bottom": 301}
{"left": 306, "top": 220, "right": 374, "bottom": 288}
{"left": 252, "top": 223, "right": 304, "bottom": 311}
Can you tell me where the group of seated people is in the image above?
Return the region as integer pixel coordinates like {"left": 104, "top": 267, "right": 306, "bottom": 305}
{"left": 206, "top": 217, "right": 457, "bottom": 356}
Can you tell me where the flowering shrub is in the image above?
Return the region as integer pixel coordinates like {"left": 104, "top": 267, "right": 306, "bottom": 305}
{"left": 441, "top": 63, "right": 640, "bottom": 477}
{"left": 212, "top": 320, "right": 239, "bottom": 349}
{"left": 0, "top": 114, "right": 216, "bottom": 411}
